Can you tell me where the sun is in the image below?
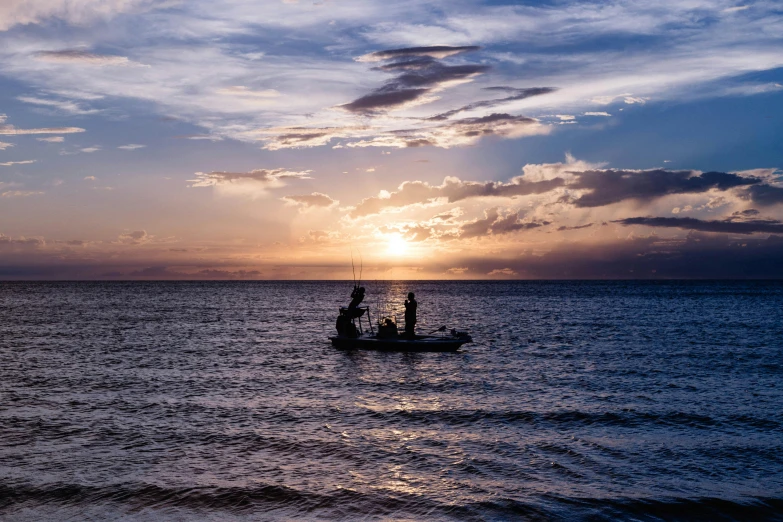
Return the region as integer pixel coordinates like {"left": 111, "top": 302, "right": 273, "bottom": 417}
{"left": 387, "top": 235, "right": 409, "bottom": 256}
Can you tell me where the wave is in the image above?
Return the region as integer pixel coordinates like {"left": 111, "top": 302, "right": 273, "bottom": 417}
{"left": 365, "top": 408, "right": 782, "bottom": 430}
{"left": 2, "top": 483, "right": 782, "bottom": 521}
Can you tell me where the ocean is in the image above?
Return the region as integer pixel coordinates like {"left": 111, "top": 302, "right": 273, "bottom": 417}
{"left": 1, "top": 281, "right": 782, "bottom": 520}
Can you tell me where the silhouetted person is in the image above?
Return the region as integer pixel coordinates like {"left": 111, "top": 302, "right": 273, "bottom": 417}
{"left": 404, "top": 292, "right": 417, "bottom": 338}
{"left": 348, "top": 286, "right": 365, "bottom": 316}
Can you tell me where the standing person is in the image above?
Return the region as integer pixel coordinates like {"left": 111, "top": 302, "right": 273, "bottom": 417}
{"left": 404, "top": 292, "right": 417, "bottom": 338}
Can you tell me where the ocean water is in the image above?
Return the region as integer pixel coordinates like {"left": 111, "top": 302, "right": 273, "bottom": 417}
{"left": 1, "top": 281, "right": 782, "bottom": 521}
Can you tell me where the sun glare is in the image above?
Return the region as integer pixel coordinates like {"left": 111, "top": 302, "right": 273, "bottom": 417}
{"left": 387, "top": 235, "right": 409, "bottom": 256}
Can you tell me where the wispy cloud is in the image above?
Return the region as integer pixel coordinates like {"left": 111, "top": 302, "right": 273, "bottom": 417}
{"left": 0, "top": 0, "right": 160, "bottom": 31}
{"left": 117, "top": 230, "right": 151, "bottom": 245}
{"left": 117, "top": 144, "right": 145, "bottom": 150}
{"left": 17, "top": 95, "right": 99, "bottom": 115}
{"left": 0, "top": 160, "right": 36, "bottom": 166}
{"left": 33, "top": 50, "right": 133, "bottom": 66}
{"left": 1, "top": 190, "right": 43, "bottom": 197}
{"left": 217, "top": 86, "right": 281, "bottom": 98}
{"left": 189, "top": 168, "right": 312, "bottom": 197}
{"left": 0, "top": 115, "right": 85, "bottom": 135}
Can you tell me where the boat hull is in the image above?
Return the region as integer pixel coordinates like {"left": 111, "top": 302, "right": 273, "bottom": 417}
{"left": 329, "top": 335, "right": 469, "bottom": 352}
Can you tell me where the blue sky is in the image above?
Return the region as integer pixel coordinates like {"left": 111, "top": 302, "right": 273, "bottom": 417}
{"left": 1, "top": 0, "right": 782, "bottom": 279}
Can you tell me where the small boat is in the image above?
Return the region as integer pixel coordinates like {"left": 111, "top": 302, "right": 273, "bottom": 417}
{"left": 330, "top": 305, "right": 472, "bottom": 352}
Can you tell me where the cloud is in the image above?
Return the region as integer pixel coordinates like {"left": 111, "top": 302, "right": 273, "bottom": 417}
{"left": 488, "top": 268, "right": 517, "bottom": 276}
{"left": 217, "top": 86, "right": 281, "bottom": 98}
{"left": 739, "top": 184, "right": 783, "bottom": 206}
{"left": 36, "top": 136, "right": 64, "bottom": 142}
{"left": 722, "top": 5, "right": 751, "bottom": 13}
{"left": 349, "top": 159, "right": 783, "bottom": 220}
{"left": 189, "top": 168, "right": 312, "bottom": 196}
{"left": 17, "top": 95, "right": 100, "bottom": 115}
{"left": 1, "top": 190, "right": 43, "bottom": 197}
{"left": 125, "top": 266, "right": 263, "bottom": 279}
{"left": 557, "top": 223, "right": 593, "bottom": 231}
{"left": 0, "top": 233, "right": 44, "bottom": 246}
{"left": 34, "top": 50, "right": 133, "bottom": 67}
{"left": 0, "top": 141, "right": 13, "bottom": 150}
{"left": 341, "top": 46, "right": 488, "bottom": 114}
{"left": 567, "top": 169, "right": 761, "bottom": 208}
{"left": 584, "top": 112, "right": 611, "bottom": 117}
{"left": 447, "top": 234, "right": 783, "bottom": 279}
{"left": 0, "top": 120, "right": 85, "bottom": 135}
{"left": 0, "top": 160, "right": 36, "bottom": 166}
{"left": 345, "top": 113, "right": 550, "bottom": 149}
{"left": 459, "top": 207, "right": 549, "bottom": 238}
{"left": 613, "top": 216, "right": 783, "bottom": 235}
{"left": 0, "top": 1, "right": 159, "bottom": 31}
{"left": 426, "top": 86, "right": 556, "bottom": 121}
{"left": 258, "top": 126, "right": 366, "bottom": 151}
{"left": 590, "top": 93, "right": 649, "bottom": 105}
{"left": 281, "top": 192, "right": 337, "bottom": 208}
{"left": 117, "top": 230, "right": 150, "bottom": 245}
{"left": 351, "top": 174, "right": 564, "bottom": 217}
{"left": 189, "top": 168, "right": 311, "bottom": 187}
{"left": 84, "top": 176, "right": 96, "bottom": 181}
{"left": 117, "top": 144, "right": 145, "bottom": 150}
{"left": 356, "top": 45, "right": 481, "bottom": 62}
{"left": 446, "top": 267, "right": 468, "bottom": 274}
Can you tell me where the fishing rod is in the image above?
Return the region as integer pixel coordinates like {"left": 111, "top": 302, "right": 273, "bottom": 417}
{"left": 351, "top": 249, "right": 356, "bottom": 288}
{"left": 358, "top": 250, "right": 363, "bottom": 288}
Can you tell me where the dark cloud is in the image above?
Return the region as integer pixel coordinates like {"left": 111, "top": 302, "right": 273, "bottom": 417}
{"left": 739, "top": 184, "right": 783, "bottom": 206}
{"left": 557, "top": 223, "right": 593, "bottom": 231}
{"left": 569, "top": 169, "right": 761, "bottom": 207}
{"left": 614, "top": 216, "right": 783, "bottom": 234}
{"left": 357, "top": 46, "right": 481, "bottom": 62}
{"left": 460, "top": 208, "right": 549, "bottom": 238}
{"left": 341, "top": 88, "right": 431, "bottom": 114}
{"left": 128, "top": 266, "right": 174, "bottom": 277}
{"left": 349, "top": 168, "right": 783, "bottom": 217}
{"left": 351, "top": 175, "right": 564, "bottom": 217}
{"left": 342, "top": 46, "right": 487, "bottom": 114}
{"left": 731, "top": 209, "right": 760, "bottom": 218}
{"left": 427, "top": 87, "right": 557, "bottom": 121}
{"left": 127, "top": 266, "right": 262, "bottom": 279}
{"left": 445, "top": 234, "right": 783, "bottom": 279}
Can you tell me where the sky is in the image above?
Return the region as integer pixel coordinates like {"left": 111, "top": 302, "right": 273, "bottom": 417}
{"left": 0, "top": 0, "right": 782, "bottom": 280}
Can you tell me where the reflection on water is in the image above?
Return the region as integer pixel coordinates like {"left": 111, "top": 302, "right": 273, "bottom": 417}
{"left": 1, "top": 281, "right": 782, "bottom": 520}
